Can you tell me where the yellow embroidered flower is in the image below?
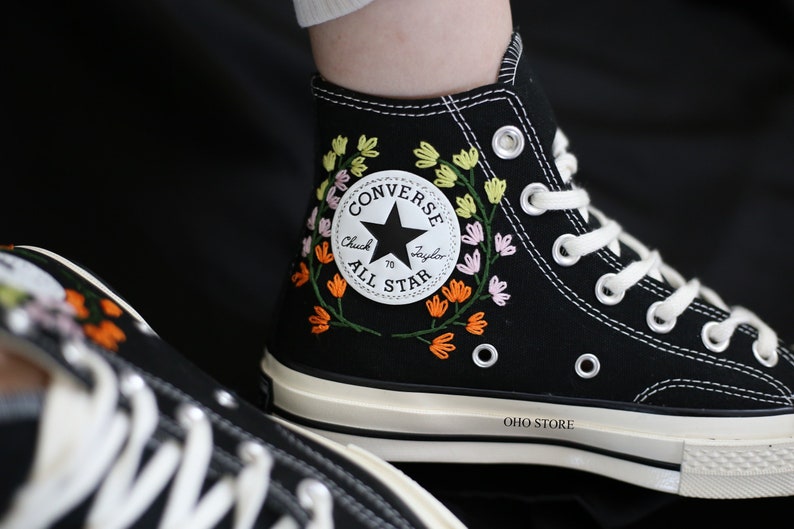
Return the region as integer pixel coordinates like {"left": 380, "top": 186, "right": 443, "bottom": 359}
{"left": 322, "top": 151, "right": 336, "bottom": 172}
{"left": 442, "top": 279, "right": 472, "bottom": 303}
{"left": 291, "top": 262, "right": 309, "bottom": 287}
{"left": 316, "top": 179, "right": 329, "bottom": 201}
{"left": 314, "top": 241, "right": 334, "bottom": 264}
{"left": 455, "top": 194, "right": 477, "bottom": 218}
{"left": 332, "top": 135, "right": 348, "bottom": 156}
{"left": 327, "top": 273, "right": 347, "bottom": 298}
{"left": 465, "top": 311, "right": 488, "bottom": 335}
{"left": 452, "top": 147, "right": 478, "bottom": 170}
{"left": 414, "top": 141, "right": 440, "bottom": 168}
{"left": 433, "top": 164, "right": 457, "bottom": 188}
{"left": 429, "top": 332, "right": 455, "bottom": 359}
{"left": 350, "top": 156, "right": 367, "bottom": 177}
{"left": 309, "top": 306, "right": 331, "bottom": 334}
{"left": 425, "top": 294, "right": 449, "bottom": 318}
{"left": 484, "top": 177, "right": 507, "bottom": 204}
{"left": 357, "top": 135, "right": 379, "bottom": 158}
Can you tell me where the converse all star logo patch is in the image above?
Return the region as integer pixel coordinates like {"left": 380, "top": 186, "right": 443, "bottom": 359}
{"left": 332, "top": 170, "right": 461, "bottom": 305}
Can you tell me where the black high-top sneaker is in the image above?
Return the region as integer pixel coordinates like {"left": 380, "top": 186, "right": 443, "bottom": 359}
{"left": 262, "top": 32, "right": 794, "bottom": 499}
{"left": 0, "top": 245, "right": 468, "bottom": 529}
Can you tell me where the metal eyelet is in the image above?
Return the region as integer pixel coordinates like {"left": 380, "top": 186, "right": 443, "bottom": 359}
{"left": 552, "top": 234, "right": 579, "bottom": 266}
{"left": 646, "top": 301, "right": 676, "bottom": 334}
{"left": 701, "top": 321, "right": 729, "bottom": 353}
{"left": 177, "top": 403, "right": 205, "bottom": 425}
{"left": 214, "top": 389, "right": 238, "bottom": 409}
{"left": 752, "top": 340, "right": 778, "bottom": 368}
{"left": 239, "top": 440, "right": 267, "bottom": 462}
{"left": 472, "top": 343, "right": 498, "bottom": 368}
{"left": 575, "top": 353, "right": 600, "bottom": 379}
{"left": 594, "top": 273, "right": 624, "bottom": 305}
{"left": 120, "top": 372, "right": 146, "bottom": 396}
{"left": 5, "top": 308, "right": 32, "bottom": 335}
{"left": 492, "top": 125, "right": 525, "bottom": 160}
{"left": 520, "top": 183, "right": 549, "bottom": 216}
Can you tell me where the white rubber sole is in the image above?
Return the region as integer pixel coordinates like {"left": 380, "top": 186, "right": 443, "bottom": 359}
{"left": 262, "top": 352, "right": 794, "bottom": 499}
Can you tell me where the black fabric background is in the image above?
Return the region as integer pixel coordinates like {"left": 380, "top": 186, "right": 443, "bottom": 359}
{"left": 3, "top": 0, "right": 792, "bottom": 527}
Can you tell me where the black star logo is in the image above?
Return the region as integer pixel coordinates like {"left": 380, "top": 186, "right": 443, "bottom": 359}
{"left": 361, "top": 202, "right": 427, "bottom": 269}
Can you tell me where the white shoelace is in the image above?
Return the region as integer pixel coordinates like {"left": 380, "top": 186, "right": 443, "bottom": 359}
{"left": 0, "top": 338, "right": 333, "bottom": 529}
{"left": 520, "top": 129, "right": 780, "bottom": 366}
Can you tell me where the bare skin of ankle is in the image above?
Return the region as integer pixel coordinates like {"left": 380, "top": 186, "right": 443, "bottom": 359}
{"left": 309, "top": 0, "right": 513, "bottom": 98}
{"left": 0, "top": 347, "right": 49, "bottom": 393}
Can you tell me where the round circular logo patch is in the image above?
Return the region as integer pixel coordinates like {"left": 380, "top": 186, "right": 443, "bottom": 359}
{"left": 331, "top": 170, "right": 460, "bottom": 305}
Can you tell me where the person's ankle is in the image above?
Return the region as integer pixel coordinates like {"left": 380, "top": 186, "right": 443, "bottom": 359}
{"left": 0, "top": 349, "right": 49, "bottom": 393}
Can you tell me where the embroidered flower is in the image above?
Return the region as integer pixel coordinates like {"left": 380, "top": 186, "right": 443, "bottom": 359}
{"left": 65, "top": 289, "right": 89, "bottom": 319}
{"left": 350, "top": 156, "right": 367, "bottom": 177}
{"left": 327, "top": 274, "right": 347, "bottom": 298}
{"left": 83, "top": 320, "right": 126, "bottom": 352}
{"left": 291, "top": 262, "right": 309, "bottom": 287}
{"left": 488, "top": 275, "right": 511, "bottom": 306}
{"left": 494, "top": 233, "right": 516, "bottom": 256}
{"left": 22, "top": 296, "right": 82, "bottom": 340}
{"left": 357, "top": 135, "right": 379, "bottom": 158}
{"left": 461, "top": 222, "right": 484, "bottom": 246}
{"left": 484, "top": 177, "right": 507, "bottom": 204}
{"left": 301, "top": 236, "right": 311, "bottom": 257}
{"left": 414, "top": 141, "right": 440, "bottom": 168}
{"left": 455, "top": 194, "right": 477, "bottom": 219}
{"left": 453, "top": 147, "right": 479, "bottom": 170}
{"left": 433, "top": 164, "right": 457, "bottom": 188}
{"left": 429, "top": 332, "right": 455, "bottom": 359}
{"left": 425, "top": 294, "right": 449, "bottom": 318}
{"left": 332, "top": 135, "right": 348, "bottom": 156}
{"left": 315, "top": 241, "right": 334, "bottom": 264}
{"left": 316, "top": 180, "right": 329, "bottom": 201}
{"left": 442, "top": 279, "right": 472, "bottom": 303}
{"left": 326, "top": 186, "right": 340, "bottom": 210}
{"left": 322, "top": 152, "right": 336, "bottom": 172}
{"left": 466, "top": 312, "right": 488, "bottom": 335}
{"left": 334, "top": 169, "right": 350, "bottom": 191}
{"left": 100, "top": 298, "right": 122, "bottom": 318}
{"left": 319, "top": 218, "right": 332, "bottom": 238}
{"left": 309, "top": 305, "right": 331, "bottom": 334}
{"left": 306, "top": 207, "right": 318, "bottom": 230}
{"left": 456, "top": 249, "right": 481, "bottom": 275}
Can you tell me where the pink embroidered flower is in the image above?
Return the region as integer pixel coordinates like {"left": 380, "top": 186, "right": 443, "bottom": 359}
{"left": 326, "top": 186, "right": 340, "bottom": 210}
{"left": 494, "top": 233, "right": 516, "bottom": 256}
{"left": 301, "top": 236, "right": 311, "bottom": 257}
{"left": 334, "top": 169, "right": 350, "bottom": 191}
{"left": 461, "top": 221, "right": 484, "bottom": 246}
{"left": 306, "top": 207, "right": 318, "bottom": 230}
{"left": 319, "top": 218, "right": 331, "bottom": 238}
{"left": 488, "top": 275, "right": 511, "bottom": 306}
{"left": 456, "top": 249, "right": 481, "bottom": 275}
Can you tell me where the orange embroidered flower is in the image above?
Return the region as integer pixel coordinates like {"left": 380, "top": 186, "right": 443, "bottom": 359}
{"left": 309, "top": 305, "right": 331, "bottom": 334}
{"left": 425, "top": 294, "right": 448, "bottom": 318}
{"left": 465, "top": 312, "right": 488, "bottom": 335}
{"left": 83, "top": 320, "right": 126, "bottom": 351}
{"left": 291, "top": 262, "right": 310, "bottom": 287}
{"left": 315, "top": 241, "right": 334, "bottom": 264}
{"left": 429, "top": 332, "right": 455, "bottom": 360}
{"left": 100, "top": 298, "right": 123, "bottom": 318}
{"left": 64, "top": 289, "right": 90, "bottom": 319}
{"left": 441, "top": 279, "right": 471, "bottom": 303}
{"left": 327, "top": 273, "right": 347, "bottom": 298}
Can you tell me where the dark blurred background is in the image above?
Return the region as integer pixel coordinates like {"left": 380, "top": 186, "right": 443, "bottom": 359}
{"left": 3, "top": 0, "right": 793, "bottom": 527}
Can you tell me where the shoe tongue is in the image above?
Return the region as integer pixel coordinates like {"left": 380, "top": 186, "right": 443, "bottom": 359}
{"left": 497, "top": 32, "right": 558, "bottom": 156}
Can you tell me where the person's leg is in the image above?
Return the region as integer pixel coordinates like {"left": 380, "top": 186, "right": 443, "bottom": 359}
{"left": 308, "top": 0, "right": 513, "bottom": 98}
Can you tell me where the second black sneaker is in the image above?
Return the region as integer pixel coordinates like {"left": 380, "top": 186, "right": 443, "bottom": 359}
{"left": 262, "top": 32, "right": 794, "bottom": 499}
